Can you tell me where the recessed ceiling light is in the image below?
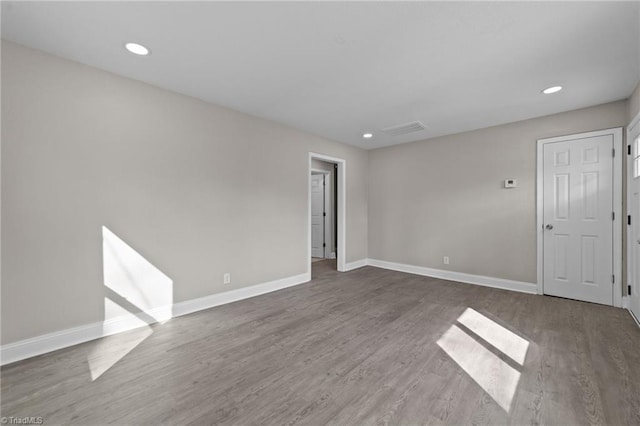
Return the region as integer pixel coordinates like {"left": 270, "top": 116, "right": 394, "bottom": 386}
{"left": 362, "top": 133, "right": 373, "bottom": 139}
{"left": 542, "top": 85, "right": 563, "bottom": 94}
{"left": 125, "top": 42, "right": 150, "bottom": 56}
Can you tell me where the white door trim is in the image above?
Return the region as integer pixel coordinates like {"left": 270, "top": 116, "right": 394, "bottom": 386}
{"left": 626, "top": 111, "right": 640, "bottom": 323}
{"left": 309, "top": 153, "right": 346, "bottom": 272}
{"left": 536, "top": 127, "right": 623, "bottom": 307}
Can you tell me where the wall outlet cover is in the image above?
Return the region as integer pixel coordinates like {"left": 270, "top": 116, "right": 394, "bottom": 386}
{"left": 505, "top": 179, "right": 517, "bottom": 188}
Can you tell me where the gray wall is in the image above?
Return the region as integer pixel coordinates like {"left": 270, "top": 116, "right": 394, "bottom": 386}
{"left": 1, "top": 41, "right": 369, "bottom": 344}
{"left": 630, "top": 81, "right": 640, "bottom": 122}
{"left": 369, "top": 101, "right": 628, "bottom": 284}
{"left": 1, "top": 40, "right": 635, "bottom": 346}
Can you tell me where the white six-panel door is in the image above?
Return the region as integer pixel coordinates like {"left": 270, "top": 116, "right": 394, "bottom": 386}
{"left": 311, "top": 173, "right": 325, "bottom": 258}
{"left": 542, "top": 134, "right": 614, "bottom": 305}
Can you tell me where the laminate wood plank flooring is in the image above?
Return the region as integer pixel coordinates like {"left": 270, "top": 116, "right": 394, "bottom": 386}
{"left": 2, "top": 259, "right": 640, "bottom": 425}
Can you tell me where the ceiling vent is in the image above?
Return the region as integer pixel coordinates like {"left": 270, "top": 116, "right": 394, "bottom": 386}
{"left": 381, "top": 121, "right": 426, "bottom": 137}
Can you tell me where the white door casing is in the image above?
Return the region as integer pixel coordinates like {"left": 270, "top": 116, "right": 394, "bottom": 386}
{"left": 537, "top": 128, "right": 622, "bottom": 306}
{"left": 311, "top": 173, "right": 325, "bottom": 258}
{"left": 627, "top": 115, "right": 640, "bottom": 322}
{"left": 308, "top": 153, "right": 346, "bottom": 273}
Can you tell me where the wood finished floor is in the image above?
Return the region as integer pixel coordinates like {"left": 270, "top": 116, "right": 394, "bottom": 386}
{"left": 2, "top": 260, "right": 640, "bottom": 425}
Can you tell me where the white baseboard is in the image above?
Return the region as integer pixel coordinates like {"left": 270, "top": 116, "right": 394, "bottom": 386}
{"left": 344, "top": 259, "right": 368, "bottom": 271}
{"left": 1, "top": 322, "right": 103, "bottom": 367}
{"left": 172, "top": 272, "right": 310, "bottom": 317}
{"left": 622, "top": 296, "right": 629, "bottom": 309}
{"left": 0, "top": 258, "right": 539, "bottom": 365}
{"left": 622, "top": 296, "right": 640, "bottom": 328}
{"left": 366, "top": 258, "right": 537, "bottom": 295}
{"left": 631, "top": 312, "right": 640, "bottom": 328}
{"left": 1, "top": 272, "right": 311, "bottom": 366}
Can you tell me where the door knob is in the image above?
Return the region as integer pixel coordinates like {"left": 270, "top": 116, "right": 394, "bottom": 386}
{"left": 545, "top": 224, "right": 554, "bottom": 230}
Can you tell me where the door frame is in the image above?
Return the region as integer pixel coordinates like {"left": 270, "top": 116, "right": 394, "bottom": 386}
{"left": 309, "top": 153, "right": 346, "bottom": 272}
{"left": 311, "top": 168, "right": 331, "bottom": 258}
{"left": 536, "top": 127, "right": 623, "bottom": 307}
{"left": 626, "top": 111, "right": 640, "bottom": 322}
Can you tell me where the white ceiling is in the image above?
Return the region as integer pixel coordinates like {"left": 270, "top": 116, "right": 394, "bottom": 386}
{"left": 2, "top": 1, "right": 639, "bottom": 149}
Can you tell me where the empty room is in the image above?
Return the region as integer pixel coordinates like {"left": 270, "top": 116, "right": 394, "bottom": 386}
{"left": 2, "top": 1, "right": 640, "bottom": 425}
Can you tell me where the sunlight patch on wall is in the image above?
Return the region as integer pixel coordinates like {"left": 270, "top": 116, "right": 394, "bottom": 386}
{"left": 102, "top": 297, "right": 150, "bottom": 334}
{"left": 437, "top": 308, "right": 530, "bottom": 412}
{"left": 102, "top": 226, "right": 173, "bottom": 323}
{"left": 89, "top": 226, "right": 174, "bottom": 381}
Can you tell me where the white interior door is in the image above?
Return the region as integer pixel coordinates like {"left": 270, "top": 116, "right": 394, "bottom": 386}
{"left": 323, "top": 170, "right": 334, "bottom": 258}
{"left": 311, "top": 173, "right": 325, "bottom": 258}
{"left": 629, "top": 131, "right": 640, "bottom": 320}
{"left": 542, "top": 134, "right": 614, "bottom": 305}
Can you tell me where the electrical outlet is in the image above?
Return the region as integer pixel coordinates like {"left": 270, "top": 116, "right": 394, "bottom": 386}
{"left": 504, "top": 179, "right": 517, "bottom": 188}
{"left": 223, "top": 273, "right": 231, "bottom": 284}
{"left": 443, "top": 256, "right": 450, "bottom": 265}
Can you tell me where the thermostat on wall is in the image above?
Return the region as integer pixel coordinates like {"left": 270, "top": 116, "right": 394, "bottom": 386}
{"left": 504, "top": 179, "right": 517, "bottom": 188}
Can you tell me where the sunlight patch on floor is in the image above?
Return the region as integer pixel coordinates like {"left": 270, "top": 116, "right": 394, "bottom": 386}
{"left": 457, "top": 307, "right": 529, "bottom": 365}
{"left": 437, "top": 308, "right": 529, "bottom": 412}
{"left": 88, "top": 324, "right": 153, "bottom": 380}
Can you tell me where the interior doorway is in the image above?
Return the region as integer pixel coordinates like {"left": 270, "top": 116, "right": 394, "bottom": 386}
{"left": 311, "top": 170, "right": 331, "bottom": 259}
{"left": 309, "top": 153, "right": 346, "bottom": 273}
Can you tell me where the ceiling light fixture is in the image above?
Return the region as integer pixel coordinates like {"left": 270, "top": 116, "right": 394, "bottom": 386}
{"left": 125, "top": 42, "right": 150, "bottom": 56}
{"left": 542, "top": 85, "right": 563, "bottom": 94}
{"left": 363, "top": 133, "right": 373, "bottom": 139}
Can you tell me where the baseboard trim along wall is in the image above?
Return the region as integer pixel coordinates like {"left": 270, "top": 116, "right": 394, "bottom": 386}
{"left": 621, "top": 297, "right": 640, "bottom": 328}
{"left": 366, "top": 258, "right": 538, "bottom": 294}
{"left": 344, "top": 259, "right": 368, "bottom": 271}
{"left": 631, "top": 312, "right": 640, "bottom": 329}
{"left": 1, "top": 272, "right": 311, "bottom": 366}
{"left": 327, "top": 257, "right": 537, "bottom": 294}
{"left": 0, "top": 259, "right": 540, "bottom": 365}
{"left": 172, "top": 272, "right": 310, "bottom": 317}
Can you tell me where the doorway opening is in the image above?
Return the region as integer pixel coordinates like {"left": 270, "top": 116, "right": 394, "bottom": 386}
{"left": 309, "top": 153, "right": 346, "bottom": 275}
{"left": 311, "top": 170, "right": 332, "bottom": 257}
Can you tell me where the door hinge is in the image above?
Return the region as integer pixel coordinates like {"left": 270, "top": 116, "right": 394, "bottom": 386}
{"left": 628, "top": 215, "right": 632, "bottom": 226}
{"left": 629, "top": 285, "right": 632, "bottom": 295}
{"left": 612, "top": 148, "right": 615, "bottom": 157}
{"left": 628, "top": 145, "right": 632, "bottom": 155}
{"left": 612, "top": 274, "right": 615, "bottom": 284}
{"left": 612, "top": 211, "right": 615, "bottom": 221}
{"left": 323, "top": 212, "right": 326, "bottom": 217}
{"left": 323, "top": 243, "right": 326, "bottom": 247}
